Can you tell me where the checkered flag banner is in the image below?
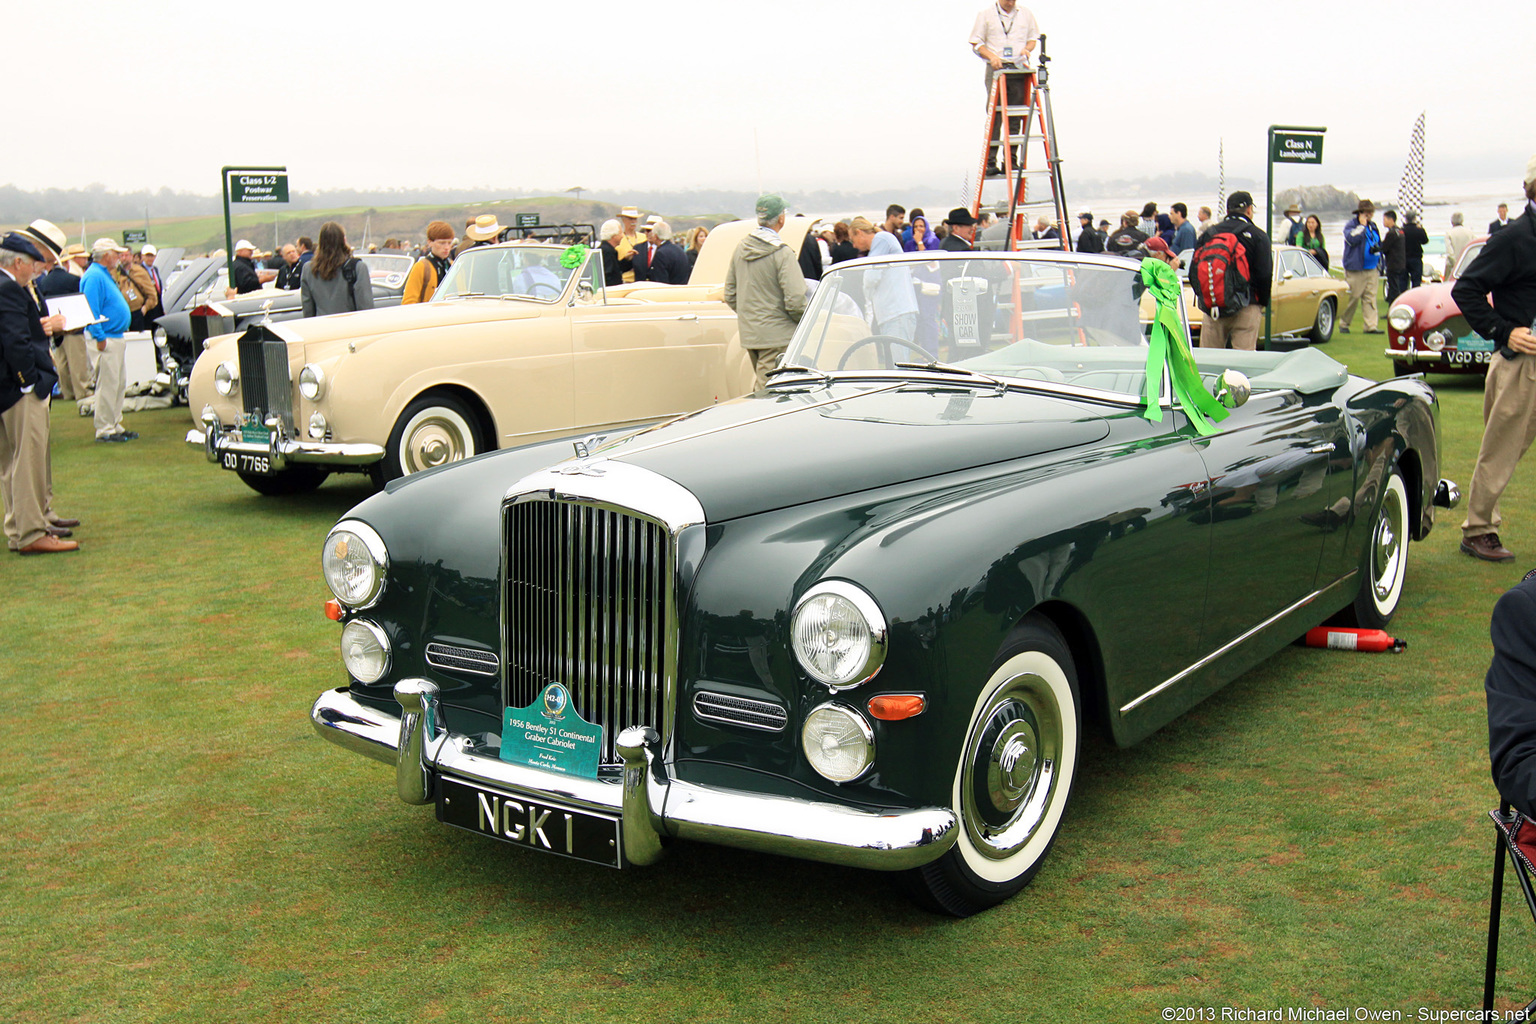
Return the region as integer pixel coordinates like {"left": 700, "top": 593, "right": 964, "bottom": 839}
{"left": 1397, "top": 112, "right": 1426, "bottom": 219}
{"left": 1216, "top": 139, "right": 1226, "bottom": 218}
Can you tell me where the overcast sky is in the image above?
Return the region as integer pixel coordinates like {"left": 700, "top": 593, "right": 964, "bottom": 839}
{"left": 12, "top": 0, "right": 1531, "bottom": 200}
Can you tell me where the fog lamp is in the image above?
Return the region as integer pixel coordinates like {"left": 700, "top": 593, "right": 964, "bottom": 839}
{"left": 340, "top": 620, "right": 391, "bottom": 684}
{"left": 801, "top": 702, "right": 875, "bottom": 783}
{"left": 1424, "top": 330, "right": 1448, "bottom": 352}
{"left": 308, "top": 412, "right": 328, "bottom": 440}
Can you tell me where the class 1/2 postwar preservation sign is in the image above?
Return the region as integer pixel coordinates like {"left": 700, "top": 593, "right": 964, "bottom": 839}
{"left": 1271, "top": 132, "right": 1324, "bottom": 164}
{"left": 230, "top": 173, "right": 289, "bottom": 203}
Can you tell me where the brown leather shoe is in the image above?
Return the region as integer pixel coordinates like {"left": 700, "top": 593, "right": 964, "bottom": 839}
{"left": 18, "top": 534, "right": 79, "bottom": 555}
{"left": 49, "top": 516, "right": 80, "bottom": 528}
{"left": 1462, "top": 533, "right": 1515, "bottom": 562}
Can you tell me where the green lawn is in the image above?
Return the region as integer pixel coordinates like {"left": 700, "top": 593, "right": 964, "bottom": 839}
{"left": 3, "top": 320, "right": 1531, "bottom": 1022}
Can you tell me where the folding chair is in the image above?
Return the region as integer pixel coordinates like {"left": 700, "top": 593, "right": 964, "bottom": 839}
{"left": 1484, "top": 800, "right": 1536, "bottom": 1016}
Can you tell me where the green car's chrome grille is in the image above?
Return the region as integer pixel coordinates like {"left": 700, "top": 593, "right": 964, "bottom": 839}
{"left": 503, "top": 498, "right": 673, "bottom": 766}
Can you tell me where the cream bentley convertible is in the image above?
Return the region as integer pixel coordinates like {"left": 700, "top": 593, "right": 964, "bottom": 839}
{"left": 185, "top": 219, "right": 808, "bottom": 494}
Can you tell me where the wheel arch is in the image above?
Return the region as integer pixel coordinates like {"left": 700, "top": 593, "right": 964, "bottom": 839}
{"left": 397, "top": 382, "right": 498, "bottom": 453}
{"left": 1014, "top": 600, "right": 1112, "bottom": 745}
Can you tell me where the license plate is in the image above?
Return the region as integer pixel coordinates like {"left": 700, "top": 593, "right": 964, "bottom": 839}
{"left": 220, "top": 450, "right": 273, "bottom": 475}
{"left": 436, "top": 776, "right": 621, "bottom": 868}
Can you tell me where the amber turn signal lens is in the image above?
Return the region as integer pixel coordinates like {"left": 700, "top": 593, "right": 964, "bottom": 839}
{"left": 867, "top": 694, "right": 925, "bottom": 721}
{"left": 324, "top": 599, "right": 343, "bottom": 621}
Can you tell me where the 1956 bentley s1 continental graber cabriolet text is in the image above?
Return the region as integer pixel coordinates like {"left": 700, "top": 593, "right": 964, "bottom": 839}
{"left": 310, "top": 249, "right": 1457, "bottom": 916}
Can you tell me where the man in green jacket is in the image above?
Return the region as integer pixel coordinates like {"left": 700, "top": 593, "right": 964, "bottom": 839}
{"left": 724, "top": 193, "right": 806, "bottom": 390}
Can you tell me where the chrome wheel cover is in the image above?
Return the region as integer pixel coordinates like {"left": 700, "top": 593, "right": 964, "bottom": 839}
{"left": 960, "top": 671, "right": 1063, "bottom": 861}
{"left": 399, "top": 406, "right": 475, "bottom": 475}
{"left": 1316, "top": 299, "right": 1334, "bottom": 337}
{"left": 1371, "top": 475, "right": 1408, "bottom": 609}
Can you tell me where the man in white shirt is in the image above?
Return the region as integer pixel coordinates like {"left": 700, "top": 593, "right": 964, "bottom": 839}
{"left": 969, "top": 2, "right": 1039, "bottom": 177}
{"left": 1445, "top": 211, "right": 1474, "bottom": 278}
{"left": 851, "top": 217, "right": 917, "bottom": 342}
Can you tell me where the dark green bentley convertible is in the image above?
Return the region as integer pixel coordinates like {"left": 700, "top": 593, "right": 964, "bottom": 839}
{"left": 311, "top": 250, "right": 1456, "bottom": 916}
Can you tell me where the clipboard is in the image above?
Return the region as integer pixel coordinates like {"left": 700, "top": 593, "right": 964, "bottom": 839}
{"left": 44, "top": 293, "right": 107, "bottom": 332}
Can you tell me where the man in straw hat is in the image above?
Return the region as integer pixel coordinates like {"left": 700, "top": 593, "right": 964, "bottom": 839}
{"left": 1280, "top": 202, "right": 1303, "bottom": 246}
{"left": 456, "top": 214, "right": 504, "bottom": 257}
{"left": 617, "top": 206, "right": 644, "bottom": 283}
{"left": 724, "top": 193, "right": 806, "bottom": 390}
{"left": 0, "top": 231, "right": 75, "bottom": 554}
{"left": 82, "top": 238, "right": 134, "bottom": 443}
{"left": 1453, "top": 155, "right": 1536, "bottom": 562}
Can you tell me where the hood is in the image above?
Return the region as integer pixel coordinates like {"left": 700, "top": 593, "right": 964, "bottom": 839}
{"left": 585, "top": 382, "right": 1112, "bottom": 522}
{"left": 738, "top": 228, "right": 788, "bottom": 261}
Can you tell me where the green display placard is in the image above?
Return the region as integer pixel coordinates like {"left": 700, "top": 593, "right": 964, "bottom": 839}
{"left": 1271, "top": 133, "right": 1324, "bottom": 164}
{"left": 230, "top": 172, "right": 290, "bottom": 203}
{"left": 122, "top": 229, "right": 147, "bottom": 244}
{"left": 499, "top": 683, "right": 602, "bottom": 778}
{"left": 515, "top": 213, "right": 540, "bottom": 228}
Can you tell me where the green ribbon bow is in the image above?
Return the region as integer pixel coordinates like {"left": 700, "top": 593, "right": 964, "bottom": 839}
{"left": 1139, "top": 256, "right": 1228, "bottom": 436}
{"left": 560, "top": 244, "right": 590, "bottom": 270}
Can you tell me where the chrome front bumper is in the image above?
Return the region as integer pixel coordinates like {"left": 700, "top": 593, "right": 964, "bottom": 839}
{"left": 310, "top": 683, "right": 958, "bottom": 872}
{"left": 186, "top": 423, "right": 385, "bottom": 469}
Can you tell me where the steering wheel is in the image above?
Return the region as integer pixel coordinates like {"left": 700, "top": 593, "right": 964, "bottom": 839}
{"left": 528, "top": 281, "right": 562, "bottom": 298}
{"left": 836, "top": 335, "right": 937, "bottom": 371}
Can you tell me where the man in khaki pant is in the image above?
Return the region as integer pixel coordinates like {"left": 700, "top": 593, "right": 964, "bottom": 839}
{"left": 1193, "top": 192, "right": 1272, "bottom": 351}
{"left": 46, "top": 244, "right": 94, "bottom": 399}
{"left": 80, "top": 239, "right": 135, "bottom": 442}
{"left": 1455, "top": 155, "right": 1536, "bottom": 562}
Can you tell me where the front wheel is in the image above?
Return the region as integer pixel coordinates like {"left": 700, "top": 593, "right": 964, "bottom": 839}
{"left": 1309, "top": 297, "right": 1336, "bottom": 344}
{"left": 236, "top": 465, "right": 329, "bottom": 496}
{"left": 902, "top": 617, "right": 1081, "bottom": 917}
{"left": 380, "top": 392, "right": 485, "bottom": 484}
{"left": 1344, "top": 468, "right": 1410, "bottom": 629}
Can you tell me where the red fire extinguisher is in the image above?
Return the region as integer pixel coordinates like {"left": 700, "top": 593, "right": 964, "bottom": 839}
{"left": 1304, "top": 627, "right": 1407, "bottom": 653}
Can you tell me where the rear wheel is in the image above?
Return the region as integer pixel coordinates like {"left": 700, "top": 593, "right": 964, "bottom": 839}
{"left": 902, "top": 617, "right": 1080, "bottom": 917}
{"left": 236, "top": 465, "right": 329, "bottom": 496}
{"left": 1343, "top": 468, "right": 1409, "bottom": 629}
{"left": 1309, "top": 297, "right": 1336, "bottom": 344}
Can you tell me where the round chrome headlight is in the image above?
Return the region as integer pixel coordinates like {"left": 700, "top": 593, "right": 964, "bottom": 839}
{"left": 322, "top": 520, "right": 388, "bottom": 608}
{"left": 213, "top": 360, "right": 238, "bottom": 396}
{"left": 1424, "top": 329, "right": 1448, "bottom": 352}
{"left": 802, "top": 702, "right": 875, "bottom": 783}
{"left": 791, "top": 581, "right": 887, "bottom": 689}
{"left": 340, "top": 619, "right": 391, "bottom": 684}
{"left": 1387, "top": 305, "right": 1415, "bottom": 333}
{"left": 308, "top": 411, "right": 328, "bottom": 440}
{"left": 299, "top": 363, "right": 325, "bottom": 401}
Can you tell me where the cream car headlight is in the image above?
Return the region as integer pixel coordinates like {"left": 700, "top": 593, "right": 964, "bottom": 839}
{"left": 802, "top": 702, "right": 875, "bottom": 783}
{"left": 340, "top": 619, "right": 391, "bottom": 684}
{"left": 308, "top": 412, "right": 328, "bottom": 440}
{"left": 791, "top": 581, "right": 887, "bottom": 689}
{"left": 322, "top": 520, "right": 388, "bottom": 609}
{"left": 299, "top": 364, "right": 325, "bottom": 401}
{"left": 213, "top": 360, "right": 238, "bottom": 396}
{"left": 1387, "top": 305, "right": 1415, "bottom": 333}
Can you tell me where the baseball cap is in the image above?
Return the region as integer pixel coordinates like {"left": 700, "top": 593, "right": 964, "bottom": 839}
{"left": 142, "top": 243, "right": 157, "bottom": 256}
{"left": 234, "top": 239, "right": 256, "bottom": 251}
{"left": 755, "top": 194, "right": 787, "bottom": 222}
{"left": 91, "top": 237, "right": 128, "bottom": 256}
{"left": 1227, "top": 191, "right": 1254, "bottom": 214}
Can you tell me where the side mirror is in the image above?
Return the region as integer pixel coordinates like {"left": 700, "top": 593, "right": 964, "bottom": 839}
{"left": 1212, "top": 369, "right": 1251, "bottom": 409}
{"left": 1281, "top": 269, "right": 1295, "bottom": 281}
{"left": 575, "top": 280, "right": 595, "bottom": 303}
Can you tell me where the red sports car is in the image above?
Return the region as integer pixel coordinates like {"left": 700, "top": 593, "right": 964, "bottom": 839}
{"left": 1386, "top": 239, "right": 1489, "bottom": 376}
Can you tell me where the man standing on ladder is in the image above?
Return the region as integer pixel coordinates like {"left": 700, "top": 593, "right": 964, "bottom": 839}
{"left": 970, "top": 1, "right": 1039, "bottom": 177}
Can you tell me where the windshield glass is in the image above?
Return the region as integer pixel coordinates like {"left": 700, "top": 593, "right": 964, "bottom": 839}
{"left": 360, "top": 254, "right": 412, "bottom": 290}
{"left": 434, "top": 245, "right": 577, "bottom": 302}
{"left": 1454, "top": 242, "right": 1484, "bottom": 279}
{"left": 786, "top": 255, "right": 1175, "bottom": 399}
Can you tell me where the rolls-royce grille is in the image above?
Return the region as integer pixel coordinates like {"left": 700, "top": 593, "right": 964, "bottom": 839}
{"left": 235, "top": 331, "right": 292, "bottom": 429}
{"left": 504, "top": 499, "right": 673, "bottom": 765}
{"left": 425, "top": 643, "right": 499, "bottom": 677}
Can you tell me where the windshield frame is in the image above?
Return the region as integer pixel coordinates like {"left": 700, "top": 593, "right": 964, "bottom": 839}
{"left": 778, "top": 249, "right": 1176, "bottom": 409}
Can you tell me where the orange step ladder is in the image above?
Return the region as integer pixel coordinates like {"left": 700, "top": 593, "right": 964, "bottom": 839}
{"left": 971, "top": 34, "right": 1070, "bottom": 253}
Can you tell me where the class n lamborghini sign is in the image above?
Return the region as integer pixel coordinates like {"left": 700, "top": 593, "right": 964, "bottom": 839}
{"left": 1271, "top": 131, "right": 1324, "bottom": 165}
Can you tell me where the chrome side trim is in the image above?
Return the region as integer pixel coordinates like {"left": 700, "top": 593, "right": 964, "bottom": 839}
{"left": 309, "top": 687, "right": 958, "bottom": 871}
{"left": 1117, "top": 572, "right": 1359, "bottom": 716}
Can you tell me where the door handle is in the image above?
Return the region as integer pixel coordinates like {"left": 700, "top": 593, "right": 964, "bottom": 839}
{"left": 1308, "top": 443, "right": 1335, "bottom": 454}
{"left": 676, "top": 314, "right": 698, "bottom": 321}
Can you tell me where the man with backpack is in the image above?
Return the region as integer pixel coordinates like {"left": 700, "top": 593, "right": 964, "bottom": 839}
{"left": 1189, "top": 191, "right": 1271, "bottom": 351}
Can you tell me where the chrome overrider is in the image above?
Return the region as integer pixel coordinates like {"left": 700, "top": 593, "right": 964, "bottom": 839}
{"left": 185, "top": 405, "right": 385, "bottom": 470}
{"left": 310, "top": 681, "right": 960, "bottom": 871}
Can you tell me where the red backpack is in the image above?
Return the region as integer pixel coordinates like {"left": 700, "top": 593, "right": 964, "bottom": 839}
{"left": 1192, "top": 231, "right": 1252, "bottom": 318}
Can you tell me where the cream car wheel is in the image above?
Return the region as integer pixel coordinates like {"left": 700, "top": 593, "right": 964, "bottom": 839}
{"left": 385, "top": 394, "right": 483, "bottom": 482}
{"left": 904, "top": 617, "right": 1080, "bottom": 916}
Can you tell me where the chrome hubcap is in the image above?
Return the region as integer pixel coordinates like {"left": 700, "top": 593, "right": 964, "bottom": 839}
{"left": 962, "top": 675, "right": 1061, "bottom": 860}
{"left": 404, "top": 413, "right": 469, "bottom": 472}
{"left": 1373, "top": 492, "right": 1404, "bottom": 601}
